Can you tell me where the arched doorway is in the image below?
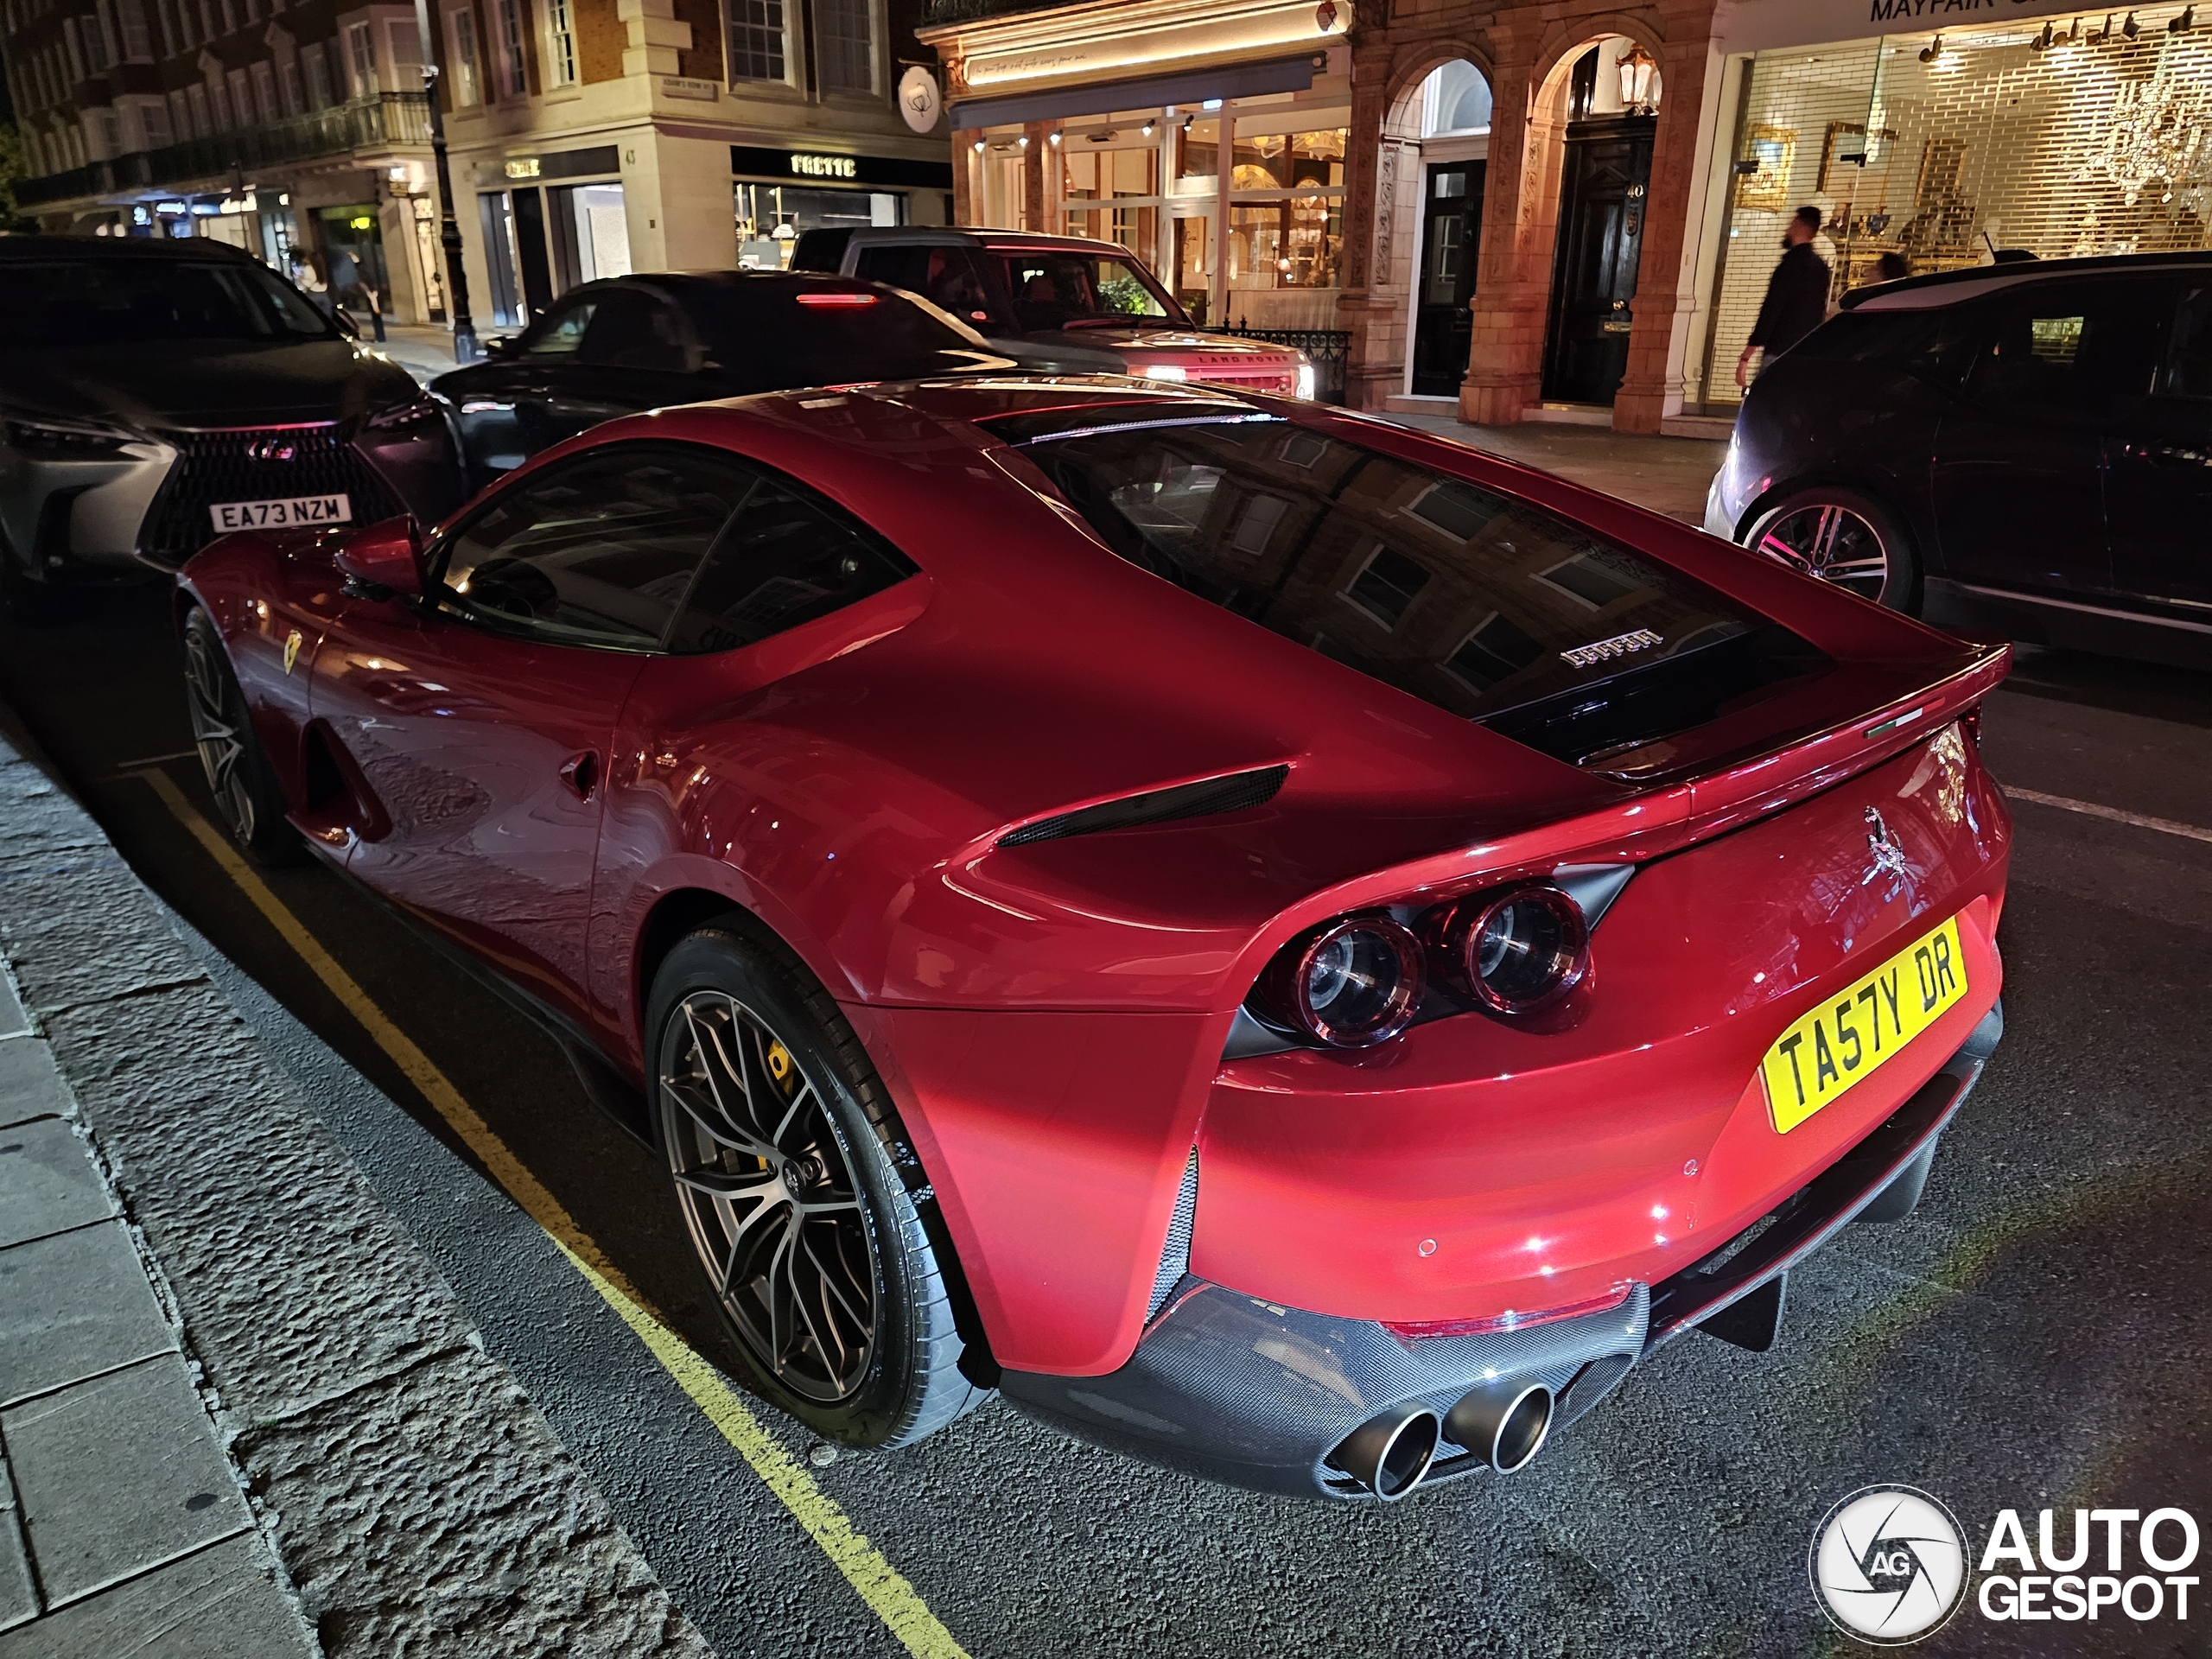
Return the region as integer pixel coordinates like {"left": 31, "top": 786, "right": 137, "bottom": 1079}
{"left": 1408, "top": 60, "right": 1492, "bottom": 397}
{"left": 1541, "top": 39, "right": 1664, "bottom": 406}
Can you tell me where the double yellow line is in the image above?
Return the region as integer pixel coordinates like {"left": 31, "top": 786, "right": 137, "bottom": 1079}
{"left": 138, "top": 767, "right": 970, "bottom": 1659}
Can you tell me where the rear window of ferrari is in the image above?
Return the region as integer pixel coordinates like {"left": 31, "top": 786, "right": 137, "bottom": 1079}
{"left": 999, "top": 413, "right": 1827, "bottom": 774}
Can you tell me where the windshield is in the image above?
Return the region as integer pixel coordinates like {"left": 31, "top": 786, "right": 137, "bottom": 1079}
{"left": 685, "top": 284, "right": 1004, "bottom": 391}
{"left": 992, "top": 251, "right": 1185, "bottom": 332}
{"left": 0, "top": 258, "right": 335, "bottom": 346}
{"left": 1007, "top": 416, "right": 1827, "bottom": 778}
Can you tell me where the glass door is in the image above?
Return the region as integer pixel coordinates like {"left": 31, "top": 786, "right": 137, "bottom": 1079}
{"left": 1411, "top": 161, "right": 1484, "bottom": 396}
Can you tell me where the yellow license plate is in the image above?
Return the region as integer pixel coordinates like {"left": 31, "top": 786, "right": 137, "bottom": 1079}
{"left": 1760, "top": 914, "right": 1968, "bottom": 1133}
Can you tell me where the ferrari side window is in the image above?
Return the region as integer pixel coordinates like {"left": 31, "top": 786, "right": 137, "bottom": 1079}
{"left": 434, "top": 446, "right": 753, "bottom": 650}
{"left": 664, "top": 473, "right": 916, "bottom": 656}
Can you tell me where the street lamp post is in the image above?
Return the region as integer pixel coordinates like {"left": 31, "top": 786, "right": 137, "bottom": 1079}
{"left": 413, "top": 0, "right": 480, "bottom": 364}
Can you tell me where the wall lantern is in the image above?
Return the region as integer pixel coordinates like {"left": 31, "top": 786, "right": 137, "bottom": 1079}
{"left": 1617, "top": 43, "right": 1659, "bottom": 114}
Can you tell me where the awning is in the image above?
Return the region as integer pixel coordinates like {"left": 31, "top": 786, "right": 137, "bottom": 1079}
{"left": 948, "top": 53, "right": 1321, "bottom": 130}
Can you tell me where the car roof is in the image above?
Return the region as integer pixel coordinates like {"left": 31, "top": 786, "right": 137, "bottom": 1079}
{"left": 835, "top": 226, "right": 1141, "bottom": 258}
{"left": 1840, "top": 249, "right": 2212, "bottom": 311}
{"left": 0, "top": 233, "right": 260, "bottom": 263}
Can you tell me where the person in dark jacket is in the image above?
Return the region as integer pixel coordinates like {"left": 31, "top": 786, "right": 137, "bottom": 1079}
{"left": 1735, "top": 205, "right": 1831, "bottom": 387}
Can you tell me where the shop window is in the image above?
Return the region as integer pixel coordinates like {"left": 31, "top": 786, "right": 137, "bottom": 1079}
{"left": 816, "top": 0, "right": 869, "bottom": 93}
{"left": 1228, "top": 200, "right": 1342, "bottom": 292}
{"left": 1176, "top": 118, "right": 1220, "bottom": 190}
{"left": 1701, "top": 18, "right": 2212, "bottom": 410}
{"left": 1230, "top": 129, "right": 1345, "bottom": 191}
{"left": 553, "top": 182, "right": 631, "bottom": 285}
{"left": 1062, "top": 142, "right": 1155, "bottom": 202}
{"left": 446, "top": 6, "right": 480, "bottom": 105}
{"left": 726, "top": 0, "right": 785, "bottom": 83}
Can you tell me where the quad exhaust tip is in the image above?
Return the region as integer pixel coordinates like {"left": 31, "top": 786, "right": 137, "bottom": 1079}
{"left": 1333, "top": 1404, "right": 1442, "bottom": 1501}
{"left": 1446, "top": 1380, "right": 1554, "bottom": 1474}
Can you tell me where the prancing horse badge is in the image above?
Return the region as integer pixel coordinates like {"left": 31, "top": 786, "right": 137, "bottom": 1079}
{"left": 283, "top": 629, "right": 302, "bottom": 675}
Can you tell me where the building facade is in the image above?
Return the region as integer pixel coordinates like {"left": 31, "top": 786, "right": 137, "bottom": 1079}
{"left": 3, "top": 0, "right": 955, "bottom": 331}
{"left": 919, "top": 0, "right": 2212, "bottom": 431}
{"left": 4, "top": 0, "right": 447, "bottom": 318}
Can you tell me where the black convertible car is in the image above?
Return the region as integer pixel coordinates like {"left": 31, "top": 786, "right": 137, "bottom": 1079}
{"left": 1707, "top": 250, "right": 2211, "bottom": 668}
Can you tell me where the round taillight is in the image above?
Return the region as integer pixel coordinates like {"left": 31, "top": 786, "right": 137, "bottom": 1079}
{"left": 1433, "top": 885, "right": 1589, "bottom": 1014}
{"left": 1258, "top": 915, "right": 1424, "bottom": 1047}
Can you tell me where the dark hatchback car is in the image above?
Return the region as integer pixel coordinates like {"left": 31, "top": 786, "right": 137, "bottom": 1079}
{"left": 429, "top": 270, "right": 1009, "bottom": 488}
{"left": 0, "top": 235, "right": 461, "bottom": 616}
{"left": 1706, "top": 251, "right": 2212, "bottom": 667}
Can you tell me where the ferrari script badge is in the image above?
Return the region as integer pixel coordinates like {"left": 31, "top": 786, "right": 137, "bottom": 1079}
{"left": 1861, "top": 805, "right": 1909, "bottom": 888}
{"left": 283, "top": 629, "right": 302, "bottom": 675}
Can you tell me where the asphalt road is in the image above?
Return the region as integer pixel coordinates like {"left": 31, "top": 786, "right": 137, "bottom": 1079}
{"left": 3, "top": 585, "right": 2208, "bottom": 1659}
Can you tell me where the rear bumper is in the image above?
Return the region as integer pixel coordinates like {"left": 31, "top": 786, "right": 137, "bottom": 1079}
{"left": 1001, "top": 1000, "right": 2002, "bottom": 1500}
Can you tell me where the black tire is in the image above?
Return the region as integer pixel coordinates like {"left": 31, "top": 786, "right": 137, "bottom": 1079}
{"left": 1744, "top": 485, "right": 1922, "bottom": 613}
{"left": 647, "top": 925, "right": 987, "bottom": 1449}
{"left": 181, "top": 606, "right": 302, "bottom": 864}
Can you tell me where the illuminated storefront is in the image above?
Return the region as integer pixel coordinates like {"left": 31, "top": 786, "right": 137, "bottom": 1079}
{"left": 1694, "top": 0, "right": 2212, "bottom": 410}
{"left": 921, "top": 0, "right": 1352, "bottom": 329}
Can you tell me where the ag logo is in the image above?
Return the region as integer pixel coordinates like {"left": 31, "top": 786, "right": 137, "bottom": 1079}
{"left": 1812, "top": 1485, "right": 1970, "bottom": 1644}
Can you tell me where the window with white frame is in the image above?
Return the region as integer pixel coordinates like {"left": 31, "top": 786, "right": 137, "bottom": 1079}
{"left": 184, "top": 80, "right": 207, "bottom": 131}
{"left": 446, "top": 5, "right": 478, "bottom": 104}
{"left": 90, "top": 0, "right": 118, "bottom": 67}
{"left": 226, "top": 66, "right": 249, "bottom": 121}
{"left": 207, "top": 71, "right": 232, "bottom": 127}
{"left": 814, "top": 0, "right": 869, "bottom": 93}
{"left": 139, "top": 95, "right": 170, "bottom": 144}
{"left": 279, "top": 58, "right": 301, "bottom": 111}
{"left": 543, "top": 0, "right": 573, "bottom": 85}
{"left": 493, "top": 0, "right": 524, "bottom": 97}
{"left": 383, "top": 16, "right": 421, "bottom": 89}
{"left": 249, "top": 57, "right": 274, "bottom": 116}
{"left": 167, "top": 86, "right": 189, "bottom": 134}
{"left": 343, "top": 19, "right": 375, "bottom": 95}
{"left": 724, "top": 0, "right": 783, "bottom": 83}
{"left": 61, "top": 16, "right": 88, "bottom": 78}
{"left": 302, "top": 40, "right": 330, "bottom": 105}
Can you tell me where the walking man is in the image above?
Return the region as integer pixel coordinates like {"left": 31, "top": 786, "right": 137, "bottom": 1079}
{"left": 1736, "top": 205, "right": 1831, "bottom": 387}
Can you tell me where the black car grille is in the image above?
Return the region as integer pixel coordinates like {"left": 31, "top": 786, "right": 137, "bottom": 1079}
{"left": 138, "top": 423, "right": 403, "bottom": 565}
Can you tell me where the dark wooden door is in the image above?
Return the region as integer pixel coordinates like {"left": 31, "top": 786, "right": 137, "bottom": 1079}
{"left": 1541, "top": 114, "right": 1656, "bottom": 405}
{"left": 1411, "top": 161, "right": 1485, "bottom": 397}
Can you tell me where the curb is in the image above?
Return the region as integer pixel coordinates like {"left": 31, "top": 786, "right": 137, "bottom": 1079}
{"left": 0, "top": 716, "right": 715, "bottom": 1657}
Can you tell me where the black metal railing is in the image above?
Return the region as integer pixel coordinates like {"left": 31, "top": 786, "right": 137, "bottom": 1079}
{"left": 1218, "top": 324, "right": 1351, "bottom": 404}
{"left": 17, "top": 92, "right": 431, "bottom": 207}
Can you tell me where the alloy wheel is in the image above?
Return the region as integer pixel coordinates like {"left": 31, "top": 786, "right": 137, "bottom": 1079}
{"left": 182, "top": 627, "right": 257, "bottom": 842}
{"left": 1754, "top": 502, "right": 1892, "bottom": 604}
{"left": 661, "top": 991, "right": 878, "bottom": 1402}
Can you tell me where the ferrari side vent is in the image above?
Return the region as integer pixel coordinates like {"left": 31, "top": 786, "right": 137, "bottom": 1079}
{"left": 1144, "top": 1149, "right": 1200, "bottom": 1324}
{"left": 999, "top": 766, "right": 1287, "bottom": 849}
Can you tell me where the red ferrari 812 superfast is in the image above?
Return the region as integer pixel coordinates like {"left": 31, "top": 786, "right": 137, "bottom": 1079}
{"left": 177, "top": 378, "right": 2010, "bottom": 1501}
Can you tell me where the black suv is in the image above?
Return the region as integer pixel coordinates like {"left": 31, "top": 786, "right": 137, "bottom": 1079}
{"left": 1706, "top": 251, "right": 2212, "bottom": 668}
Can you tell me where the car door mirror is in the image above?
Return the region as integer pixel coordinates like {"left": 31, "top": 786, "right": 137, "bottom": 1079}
{"left": 334, "top": 515, "right": 423, "bottom": 599}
